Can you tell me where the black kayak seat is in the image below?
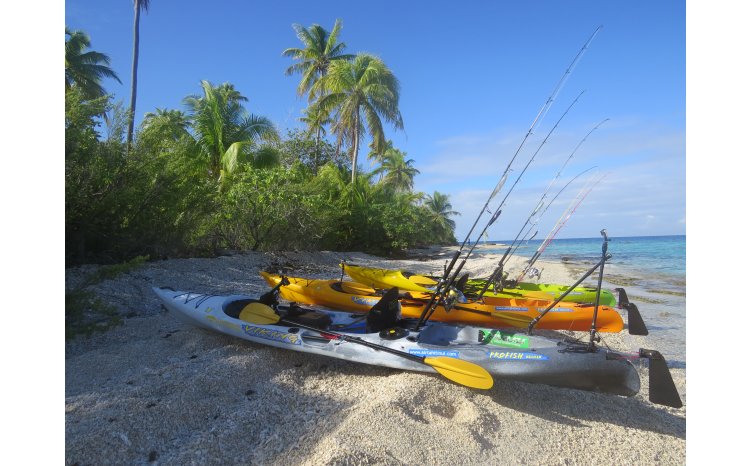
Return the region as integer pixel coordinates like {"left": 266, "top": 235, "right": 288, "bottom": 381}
{"left": 224, "top": 298, "right": 257, "bottom": 318}
{"left": 284, "top": 303, "right": 332, "bottom": 330}
{"left": 455, "top": 273, "right": 469, "bottom": 293}
{"left": 366, "top": 287, "right": 401, "bottom": 333}
{"left": 225, "top": 298, "right": 331, "bottom": 329}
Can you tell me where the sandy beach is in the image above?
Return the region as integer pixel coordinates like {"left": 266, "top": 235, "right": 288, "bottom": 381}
{"left": 65, "top": 248, "right": 686, "bottom": 465}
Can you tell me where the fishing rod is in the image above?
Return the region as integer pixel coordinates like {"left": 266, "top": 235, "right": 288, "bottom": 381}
{"left": 416, "top": 90, "right": 585, "bottom": 328}
{"left": 522, "top": 173, "right": 602, "bottom": 277}
{"left": 541, "top": 172, "right": 606, "bottom": 254}
{"left": 412, "top": 27, "right": 602, "bottom": 330}
{"left": 523, "top": 174, "right": 598, "bottom": 274}
{"left": 512, "top": 119, "right": 609, "bottom": 251}
{"left": 474, "top": 119, "right": 608, "bottom": 297}
{"left": 508, "top": 166, "right": 597, "bottom": 261}
{"left": 518, "top": 172, "right": 607, "bottom": 281}
{"left": 477, "top": 165, "right": 598, "bottom": 299}
{"left": 526, "top": 229, "right": 610, "bottom": 340}
{"left": 587, "top": 228, "right": 610, "bottom": 350}
{"left": 476, "top": 199, "right": 543, "bottom": 299}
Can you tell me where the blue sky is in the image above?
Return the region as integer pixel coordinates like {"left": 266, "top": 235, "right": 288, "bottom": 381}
{"left": 65, "top": 0, "right": 686, "bottom": 240}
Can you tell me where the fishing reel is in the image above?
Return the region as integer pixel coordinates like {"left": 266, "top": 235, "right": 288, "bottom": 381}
{"left": 442, "top": 287, "right": 468, "bottom": 313}
{"left": 442, "top": 289, "right": 459, "bottom": 312}
{"left": 526, "top": 267, "right": 543, "bottom": 280}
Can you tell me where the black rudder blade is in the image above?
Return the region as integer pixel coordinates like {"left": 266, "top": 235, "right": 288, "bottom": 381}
{"left": 625, "top": 303, "right": 649, "bottom": 336}
{"left": 640, "top": 349, "right": 683, "bottom": 408}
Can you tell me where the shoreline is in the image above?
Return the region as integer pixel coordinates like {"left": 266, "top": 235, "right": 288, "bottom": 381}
{"left": 66, "top": 249, "right": 686, "bottom": 464}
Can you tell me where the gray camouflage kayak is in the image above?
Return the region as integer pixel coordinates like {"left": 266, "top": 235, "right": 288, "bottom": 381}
{"left": 152, "top": 286, "right": 671, "bottom": 401}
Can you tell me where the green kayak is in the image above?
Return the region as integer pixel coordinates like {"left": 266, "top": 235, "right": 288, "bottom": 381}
{"left": 463, "top": 279, "right": 617, "bottom": 307}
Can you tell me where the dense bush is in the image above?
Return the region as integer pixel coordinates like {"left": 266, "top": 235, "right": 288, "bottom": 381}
{"left": 65, "top": 89, "right": 216, "bottom": 264}
{"left": 65, "top": 88, "right": 457, "bottom": 266}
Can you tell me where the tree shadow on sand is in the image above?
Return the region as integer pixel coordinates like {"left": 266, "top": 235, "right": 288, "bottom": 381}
{"left": 65, "top": 326, "right": 383, "bottom": 465}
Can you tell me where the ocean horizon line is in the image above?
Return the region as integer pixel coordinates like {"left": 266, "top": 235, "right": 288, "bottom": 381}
{"left": 469, "top": 234, "right": 686, "bottom": 244}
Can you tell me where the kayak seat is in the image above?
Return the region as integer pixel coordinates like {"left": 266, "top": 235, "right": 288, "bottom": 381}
{"left": 331, "top": 281, "right": 377, "bottom": 296}
{"left": 284, "top": 303, "right": 332, "bottom": 330}
{"left": 224, "top": 299, "right": 258, "bottom": 319}
{"left": 284, "top": 311, "right": 332, "bottom": 330}
{"left": 402, "top": 271, "right": 437, "bottom": 287}
{"left": 366, "top": 287, "right": 401, "bottom": 333}
{"left": 455, "top": 273, "right": 469, "bottom": 293}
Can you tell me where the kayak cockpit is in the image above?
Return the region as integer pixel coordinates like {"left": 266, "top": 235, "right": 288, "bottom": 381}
{"left": 223, "top": 298, "right": 333, "bottom": 330}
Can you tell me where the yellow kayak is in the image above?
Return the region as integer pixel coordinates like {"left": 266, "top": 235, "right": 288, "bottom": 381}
{"left": 260, "top": 272, "right": 625, "bottom": 333}
{"left": 341, "top": 263, "right": 617, "bottom": 306}
{"left": 341, "top": 263, "right": 438, "bottom": 293}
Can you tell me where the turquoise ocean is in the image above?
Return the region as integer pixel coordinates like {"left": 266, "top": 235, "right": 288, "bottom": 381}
{"left": 484, "top": 235, "right": 686, "bottom": 364}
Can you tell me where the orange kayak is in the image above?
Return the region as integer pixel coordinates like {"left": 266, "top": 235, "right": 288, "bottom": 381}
{"left": 260, "top": 272, "right": 624, "bottom": 333}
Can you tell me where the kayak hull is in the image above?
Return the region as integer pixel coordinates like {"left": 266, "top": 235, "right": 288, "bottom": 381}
{"left": 153, "top": 287, "right": 639, "bottom": 397}
{"left": 261, "top": 272, "right": 625, "bottom": 333}
{"left": 465, "top": 279, "right": 618, "bottom": 307}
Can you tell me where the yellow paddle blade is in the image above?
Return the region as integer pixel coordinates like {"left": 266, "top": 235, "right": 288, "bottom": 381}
{"left": 239, "top": 302, "right": 282, "bottom": 325}
{"left": 424, "top": 357, "right": 494, "bottom": 390}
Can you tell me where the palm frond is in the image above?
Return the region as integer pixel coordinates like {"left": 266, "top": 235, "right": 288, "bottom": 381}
{"left": 65, "top": 27, "right": 121, "bottom": 98}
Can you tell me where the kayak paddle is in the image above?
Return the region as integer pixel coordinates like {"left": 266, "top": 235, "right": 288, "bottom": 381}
{"left": 238, "top": 302, "right": 494, "bottom": 390}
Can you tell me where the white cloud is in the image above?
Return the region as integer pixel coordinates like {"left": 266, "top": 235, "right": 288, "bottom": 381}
{"left": 415, "top": 119, "right": 686, "bottom": 239}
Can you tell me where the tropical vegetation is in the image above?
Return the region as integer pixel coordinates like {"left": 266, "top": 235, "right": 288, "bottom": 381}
{"left": 65, "top": 27, "right": 121, "bottom": 98}
{"left": 65, "top": 18, "right": 459, "bottom": 267}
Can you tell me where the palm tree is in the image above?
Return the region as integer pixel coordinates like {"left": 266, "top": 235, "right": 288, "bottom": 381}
{"left": 373, "top": 148, "right": 420, "bottom": 192}
{"left": 300, "top": 105, "right": 332, "bottom": 142}
{"left": 249, "top": 146, "right": 282, "bottom": 169}
{"left": 367, "top": 139, "right": 394, "bottom": 165}
{"left": 65, "top": 27, "right": 121, "bottom": 98}
{"left": 184, "top": 80, "right": 279, "bottom": 181}
{"left": 299, "top": 104, "right": 333, "bottom": 170}
{"left": 141, "top": 108, "right": 191, "bottom": 141}
{"left": 282, "top": 19, "right": 354, "bottom": 101}
{"left": 425, "top": 191, "right": 459, "bottom": 241}
{"left": 314, "top": 54, "right": 404, "bottom": 183}
{"left": 137, "top": 108, "right": 193, "bottom": 157}
{"left": 127, "top": 0, "right": 151, "bottom": 148}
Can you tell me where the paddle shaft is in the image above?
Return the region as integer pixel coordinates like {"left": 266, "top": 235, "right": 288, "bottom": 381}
{"left": 238, "top": 302, "right": 493, "bottom": 389}
{"left": 276, "top": 317, "right": 427, "bottom": 364}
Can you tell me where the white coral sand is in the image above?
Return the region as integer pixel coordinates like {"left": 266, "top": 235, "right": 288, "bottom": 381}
{"left": 65, "top": 249, "right": 685, "bottom": 465}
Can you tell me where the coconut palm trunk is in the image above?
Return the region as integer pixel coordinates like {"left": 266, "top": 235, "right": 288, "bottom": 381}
{"left": 314, "top": 126, "right": 322, "bottom": 170}
{"left": 126, "top": 6, "right": 140, "bottom": 147}
{"left": 314, "top": 54, "right": 403, "bottom": 185}
{"left": 351, "top": 113, "right": 360, "bottom": 183}
{"left": 127, "top": 0, "right": 150, "bottom": 149}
